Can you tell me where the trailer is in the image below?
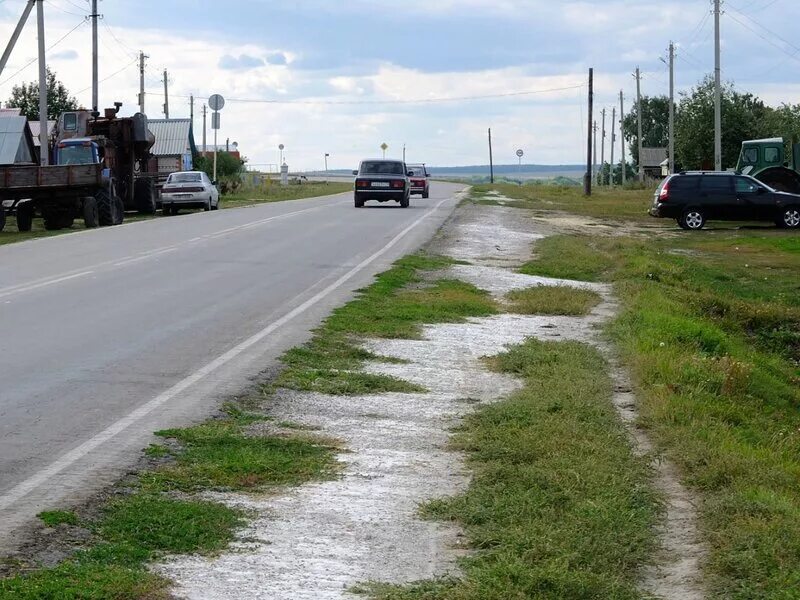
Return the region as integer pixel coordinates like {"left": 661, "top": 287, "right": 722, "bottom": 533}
{"left": 0, "top": 162, "right": 120, "bottom": 231}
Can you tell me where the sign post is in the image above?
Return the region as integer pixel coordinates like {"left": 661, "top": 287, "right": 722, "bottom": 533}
{"left": 516, "top": 149, "right": 524, "bottom": 186}
{"left": 209, "top": 93, "right": 225, "bottom": 183}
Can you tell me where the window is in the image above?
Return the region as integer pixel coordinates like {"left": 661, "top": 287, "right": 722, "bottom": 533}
{"left": 699, "top": 176, "right": 732, "bottom": 192}
{"left": 169, "top": 173, "right": 202, "bottom": 183}
{"left": 58, "top": 144, "right": 94, "bottom": 165}
{"left": 742, "top": 148, "right": 758, "bottom": 164}
{"left": 63, "top": 113, "right": 78, "bottom": 132}
{"left": 669, "top": 176, "right": 699, "bottom": 190}
{"left": 361, "top": 161, "right": 405, "bottom": 175}
{"left": 764, "top": 147, "right": 781, "bottom": 164}
{"left": 735, "top": 177, "right": 760, "bottom": 194}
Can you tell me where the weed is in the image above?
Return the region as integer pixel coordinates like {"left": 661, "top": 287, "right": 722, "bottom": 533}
{"left": 37, "top": 511, "right": 79, "bottom": 528}
{"left": 506, "top": 285, "right": 602, "bottom": 316}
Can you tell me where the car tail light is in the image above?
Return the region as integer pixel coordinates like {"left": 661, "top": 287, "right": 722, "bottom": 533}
{"left": 659, "top": 181, "right": 671, "bottom": 201}
{"left": 356, "top": 180, "right": 369, "bottom": 188}
{"left": 391, "top": 180, "right": 405, "bottom": 189}
{"left": 183, "top": 187, "right": 204, "bottom": 193}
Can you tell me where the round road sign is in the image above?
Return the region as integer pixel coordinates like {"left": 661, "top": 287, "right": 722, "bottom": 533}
{"left": 209, "top": 94, "right": 225, "bottom": 111}
{"left": 516, "top": 149, "right": 524, "bottom": 158}
{"left": 279, "top": 144, "right": 285, "bottom": 150}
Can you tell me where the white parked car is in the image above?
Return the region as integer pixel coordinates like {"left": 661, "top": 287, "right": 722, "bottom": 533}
{"left": 161, "top": 171, "right": 220, "bottom": 215}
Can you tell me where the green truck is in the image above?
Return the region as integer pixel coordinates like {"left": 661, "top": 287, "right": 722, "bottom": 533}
{"left": 735, "top": 137, "right": 800, "bottom": 193}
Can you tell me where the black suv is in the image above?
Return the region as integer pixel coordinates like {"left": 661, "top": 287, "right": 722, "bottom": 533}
{"left": 353, "top": 160, "right": 412, "bottom": 208}
{"left": 650, "top": 172, "right": 800, "bottom": 230}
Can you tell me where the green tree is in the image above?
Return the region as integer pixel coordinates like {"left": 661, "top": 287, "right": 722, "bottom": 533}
{"left": 760, "top": 103, "right": 800, "bottom": 144}
{"left": 674, "top": 76, "right": 772, "bottom": 170}
{"left": 623, "top": 95, "right": 673, "bottom": 166}
{"left": 5, "top": 67, "right": 78, "bottom": 120}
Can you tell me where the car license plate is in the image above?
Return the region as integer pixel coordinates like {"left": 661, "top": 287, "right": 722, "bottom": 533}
{"left": 371, "top": 182, "right": 390, "bottom": 188}
{"left": 176, "top": 193, "right": 192, "bottom": 199}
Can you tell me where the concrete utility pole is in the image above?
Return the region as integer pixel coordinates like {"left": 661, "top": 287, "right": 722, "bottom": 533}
{"left": 138, "top": 51, "right": 147, "bottom": 114}
{"left": 714, "top": 0, "right": 722, "bottom": 170}
{"left": 619, "top": 90, "right": 626, "bottom": 185}
{"left": 189, "top": 95, "right": 194, "bottom": 122}
{"left": 593, "top": 121, "right": 598, "bottom": 183}
{"left": 584, "top": 68, "right": 594, "bottom": 197}
{"left": 488, "top": 128, "right": 494, "bottom": 184}
{"left": 600, "top": 108, "right": 606, "bottom": 186}
{"left": 91, "top": 0, "right": 99, "bottom": 113}
{"left": 610, "top": 107, "right": 616, "bottom": 185}
{"left": 0, "top": 0, "right": 36, "bottom": 79}
{"left": 202, "top": 104, "right": 207, "bottom": 153}
{"left": 162, "top": 69, "right": 169, "bottom": 118}
{"left": 669, "top": 41, "right": 676, "bottom": 174}
{"left": 36, "top": 0, "right": 47, "bottom": 165}
{"left": 635, "top": 66, "right": 644, "bottom": 182}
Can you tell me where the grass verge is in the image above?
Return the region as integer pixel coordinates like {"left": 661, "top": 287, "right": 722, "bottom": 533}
{"left": 222, "top": 181, "right": 352, "bottom": 209}
{"left": 506, "top": 285, "right": 603, "bottom": 316}
{"left": 0, "top": 405, "right": 338, "bottom": 598}
{"left": 359, "top": 339, "right": 657, "bottom": 599}
{"left": 509, "top": 187, "right": 800, "bottom": 598}
{"left": 276, "top": 254, "right": 499, "bottom": 395}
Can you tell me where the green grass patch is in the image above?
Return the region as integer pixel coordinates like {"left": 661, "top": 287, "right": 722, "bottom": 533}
{"left": 222, "top": 181, "right": 352, "bottom": 209}
{"left": 506, "top": 285, "right": 602, "bottom": 316}
{"left": 37, "top": 510, "right": 79, "bottom": 528}
{"left": 364, "top": 339, "right": 657, "bottom": 599}
{"left": 277, "top": 254, "right": 497, "bottom": 396}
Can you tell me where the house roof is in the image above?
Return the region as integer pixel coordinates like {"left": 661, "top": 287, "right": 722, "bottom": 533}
{"left": 0, "top": 114, "right": 36, "bottom": 164}
{"left": 641, "top": 147, "right": 668, "bottom": 168}
{"left": 29, "top": 120, "right": 57, "bottom": 147}
{"left": 148, "top": 118, "right": 196, "bottom": 157}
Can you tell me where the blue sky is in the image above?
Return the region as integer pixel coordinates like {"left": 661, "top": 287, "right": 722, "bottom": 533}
{"left": 1, "top": 0, "right": 799, "bottom": 169}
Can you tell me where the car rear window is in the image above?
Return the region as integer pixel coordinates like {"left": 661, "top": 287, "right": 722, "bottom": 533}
{"left": 361, "top": 161, "right": 405, "bottom": 175}
{"left": 669, "top": 175, "right": 700, "bottom": 190}
{"left": 169, "top": 173, "right": 202, "bottom": 183}
{"left": 700, "top": 176, "right": 732, "bottom": 192}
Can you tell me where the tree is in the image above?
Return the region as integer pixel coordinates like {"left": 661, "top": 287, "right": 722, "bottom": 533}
{"left": 623, "top": 95, "right": 673, "bottom": 166}
{"left": 674, "top": 76, "right": 772, "bottom": 170}
{"left": 5, "top": 67, "right": 78, "bottom": 121}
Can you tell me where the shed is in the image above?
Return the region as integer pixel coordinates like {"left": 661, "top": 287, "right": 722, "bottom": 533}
{"left": 640, "top": 147, "right": 668, "bottom": 178}
{"left": 147, "top": 118, "right": 197, "bottom": 175}
{"left": 29, "top": 119, "right": 57, "bottom": 148}
{"left": 0, "top": 112, "right": 36, "bottom": 165}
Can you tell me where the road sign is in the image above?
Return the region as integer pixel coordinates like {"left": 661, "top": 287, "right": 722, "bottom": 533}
{"left": 516, "top": 149, "right": 524, "bottom": 158}
{"left": 211, "top": 112, "right": 220, "bottom": 130}
{"left": 209, "top": 94, "right": 225, "bottom": 111}
{"left": 279, "top": 144, "right": 285, "bottom": 151}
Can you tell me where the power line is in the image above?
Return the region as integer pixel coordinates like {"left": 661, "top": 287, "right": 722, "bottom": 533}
{"left": 725, "top": 10, "right": 800, "bottom": 66}
{"left": 75, "top": 55, "right": 137, "bottom": 95}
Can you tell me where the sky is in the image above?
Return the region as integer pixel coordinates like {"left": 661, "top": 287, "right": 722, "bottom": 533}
{"left": 0, "top": 0, "right": 798, "bottom": 170}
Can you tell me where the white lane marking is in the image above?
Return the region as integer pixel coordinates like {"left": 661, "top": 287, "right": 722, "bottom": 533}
{"left": 0, "top": 202, "right": 345, "bottom": 300}
{"left": 0, "top": 271, "right": 94, "bottom": 300}
{"left": 0, "top": 195, "right": 451, "bottom": 510}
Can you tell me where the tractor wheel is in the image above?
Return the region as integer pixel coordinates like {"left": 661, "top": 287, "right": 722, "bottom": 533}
{"left": 42, "top": 209, "right": 62, "bottom": 231}
{"left": 97, "top": 189, "right": 123, "bottom": 226}
{"left": 83, "top": 196, "right": 99, "bottom": 228}
{"left": 134, "top": 178, "right": 157, "bottom": 215}
{"left": 0, "top": 209, "right": 6, "bottom": 232}
{"left": 16, "top": 202, "right": 33, "bottom": 232}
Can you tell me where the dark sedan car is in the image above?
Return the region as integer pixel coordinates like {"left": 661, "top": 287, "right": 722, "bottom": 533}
{"left": 353, "top": 160, "right": 411, "bottom": 208}
{"left": 649, "top": 172, "right": 800, "bottom": 230}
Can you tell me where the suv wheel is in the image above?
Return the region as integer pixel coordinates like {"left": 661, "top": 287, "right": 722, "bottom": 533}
{"left": 777, "top": 206, "right": 800, "bottom": 229}
{"left": 678, "top": 209, "right": 706, "bottom": 231}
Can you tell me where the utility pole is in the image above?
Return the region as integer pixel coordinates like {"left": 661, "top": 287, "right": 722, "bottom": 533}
{"left": 488, "top": 128, "right": 494, "bottom": 184}
{"left": 202, "top": 104, "right": 207, "bottom": 154}
{"left": 593, "top": 121, "right": 598, "bottom": 184}
{"left": 669, "top": 41, "right": 675, "bottom": 174}
{"left": 138, "top": 51, "right": 147, "bottom": 114}
{"left": 619, "top": 90, "right": 626, "bottom": 185}
{"left": 403, "top": 144, "right": 406, "bottom": 163}
{"left": 162, "top": 69, "right": 169, "bottom": 119}
{"left": 584, "top": 68, "right": 594, "bottom": 196}
{"left": 635, "top": 66, "right": 644, "bottom": 182}
{"left": 189, "top": 95, "right": 194, "bottom": 122}
{"left": 36, "top": 0, "right": 47, "bottom": 165}
{"left": 0, "top": 0, "right": 36, "bottom": 79}
{"left": 600, "top": 108, "right": 606, "bottom": 186}
{"left": 714, "top": 0, "right": 722, "bottom": 171}
{"left": 91, "top": 0, "right": 99, "bottom": 113}
{"left": 610, "top": 107, "right": 616, "bottom": 185}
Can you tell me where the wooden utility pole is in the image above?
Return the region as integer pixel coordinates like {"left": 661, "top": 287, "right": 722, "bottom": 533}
{"left": 488, "top": 128, "right": 494, "bottom": 184}
{"left": 600, "top": 108, "right": 606, "bottom": 186}
{"left": 619, "top": 90, "right": 626, "bottom": 185}
{"left": 610, "top": 107, "right": 616, "bottom": 185}
{"left": 635, "top": 66, "right": 644, "bottom": 182}
{"left": 584, "top": 68, "right": 594, "bottom": 197}
{"left": 714, "top": 0, "right": 722, "bottom": 170}
{"left": 162, "top": 69, "right": 169, "bottom": 118}
{"left": 593, "top": 121, "right": 598, "bottom": 184}
{"left": 669, "top": 42, "right": 675, "bottom": 174}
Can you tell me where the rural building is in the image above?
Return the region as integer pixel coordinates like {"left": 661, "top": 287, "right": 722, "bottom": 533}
{"left": 0, "top": 109, "right": 37, "bottom": 164}
{"left": 147, "top": 118, "right": 197, "bottom": 176}
{"left": 640, "top": 147, "right": 668, "bottom": 179}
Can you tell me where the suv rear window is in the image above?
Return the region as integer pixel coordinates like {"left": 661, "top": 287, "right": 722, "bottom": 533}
{"left": 669, "top": 175, "right": 700, "bottom": 190}
{"left": 361, "top": 161, "right": 405, "bottom": 175}
{"left": 700, "top": 176, "right": 732, "bottom": 192}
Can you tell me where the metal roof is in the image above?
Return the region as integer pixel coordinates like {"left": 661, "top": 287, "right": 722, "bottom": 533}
{"left": 29, "top": 120, "right": 57, "bottom": 147}
{"left": 0, "top": 114, "right": 35, "bottom": 164}
{"left": 148, "top": 118, "right": 196, "bottom": 157}
{"left": 640, "top": 147, "right": 668, "bottom": 168}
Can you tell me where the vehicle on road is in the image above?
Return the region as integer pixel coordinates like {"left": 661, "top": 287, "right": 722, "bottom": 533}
{"left": 161, "top": 171, "right": 220, "bottom": 215}
{"left": 353, "top": 159, "right": 412, "bottom": 208}
{"left": 649, "top": 171, "right": 800, "bottom": 230}
{"left": 736, "top": 137, "right": 800, "bottom": 194}
{"left": 407, "top": 163, "right": 430, "bottom": 198}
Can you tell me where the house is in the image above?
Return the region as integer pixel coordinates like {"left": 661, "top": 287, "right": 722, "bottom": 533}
{"left": 640, "top": 147, "right": 669, "bottom": 179}
{"left": 0, "top": 109, "right": 37, "bottom": 165}
{"left": 147, "top": 118, "right": 197, "bottom": 176}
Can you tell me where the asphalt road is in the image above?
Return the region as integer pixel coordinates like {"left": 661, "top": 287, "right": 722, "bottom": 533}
{"left": 0, "top": 182, "right": 465, "bottom": 552}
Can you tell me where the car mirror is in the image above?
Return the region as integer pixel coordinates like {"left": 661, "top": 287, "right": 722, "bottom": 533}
{"left": 407, "top": 171, "right": 414, "bottom": 177}
{"left": 352, "top": 170, "right": 358, "bottom": 176}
